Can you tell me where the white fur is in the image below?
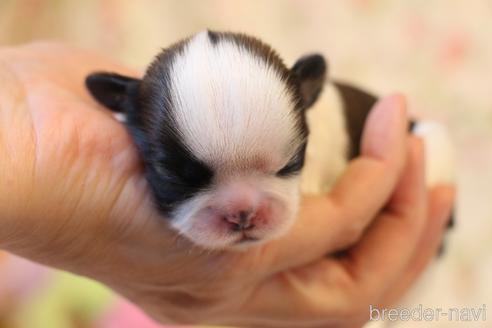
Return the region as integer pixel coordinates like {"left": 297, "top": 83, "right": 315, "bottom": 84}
{"left": 170, "top": 31, "right": 301, "bottom": 173}
{"left": 300, "top": 82, "right": 350, "bottom": 194}
{"left": 413, "top": 121, "right": 455, "bottom": 186}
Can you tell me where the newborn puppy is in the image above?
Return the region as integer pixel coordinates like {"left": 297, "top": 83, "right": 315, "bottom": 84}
{"left": 86, "top": 31, "right": 454, "bottom": 250}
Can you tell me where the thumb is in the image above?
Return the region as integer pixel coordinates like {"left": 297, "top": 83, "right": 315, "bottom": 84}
{"left": 264, "top": 94, "right": 409, "bottom": 272}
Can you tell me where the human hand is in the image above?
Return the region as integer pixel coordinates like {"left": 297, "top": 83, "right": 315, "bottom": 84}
{"left": 0, "top": 43, "right": 454, "bottom": 327}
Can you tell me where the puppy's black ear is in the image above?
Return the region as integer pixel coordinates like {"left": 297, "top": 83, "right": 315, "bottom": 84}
{"left": 291, "top": 54, "right": 327, "bottom": 109}
{"left": 85, "top": 72, "right": 141, "bottom": 112}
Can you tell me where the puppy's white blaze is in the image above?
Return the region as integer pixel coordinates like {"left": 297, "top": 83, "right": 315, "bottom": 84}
{"left": 169, "top": 31, "right": 300, "bottom": 172}
{"left": 300, "top": 82, "right": 350, "bottom": 194}
{"left": 413, "top": 121, "right": 456, "bottom": 186}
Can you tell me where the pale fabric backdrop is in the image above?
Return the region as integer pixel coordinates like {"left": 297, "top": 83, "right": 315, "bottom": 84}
{"left": 0, "top": 1, "right": 490, "bottom": 327}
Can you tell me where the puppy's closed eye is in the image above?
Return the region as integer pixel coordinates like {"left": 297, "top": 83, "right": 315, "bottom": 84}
{"left": 276, "top": 142, "right": 307, "bottom": 177}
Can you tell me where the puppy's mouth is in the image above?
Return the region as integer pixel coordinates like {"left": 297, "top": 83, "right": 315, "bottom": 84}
{"left": 235, "top": 234, "right": 260, "bottom": 245}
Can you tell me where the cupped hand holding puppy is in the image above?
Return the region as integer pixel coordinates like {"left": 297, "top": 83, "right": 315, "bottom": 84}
{"left": 0, "top": 43, "right": 454, "bottom": 327}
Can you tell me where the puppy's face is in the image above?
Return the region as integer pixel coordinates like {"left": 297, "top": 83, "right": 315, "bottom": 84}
{"left": 86, "top": 31, "right": 326, "bottom": 249}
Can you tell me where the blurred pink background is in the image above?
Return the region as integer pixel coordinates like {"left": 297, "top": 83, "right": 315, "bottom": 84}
{"left": 0, "top": 1, "right": 491, "bottom": 327}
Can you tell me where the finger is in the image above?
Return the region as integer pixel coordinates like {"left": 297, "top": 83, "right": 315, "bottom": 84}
{"left": 380, "top": 185, "right": 455, "bottom": 306}
{"left": 263, "top": 94, "right": 409, "bottom": 273}
{"left": 341, "top": 137, "right": 427, "bottom": 301}
{"left": 329, "top": 93, "right": 408, "bottom": 215}
{"left": 238, "top": 256, "right": 370, "bottom": 326}
{"left": 1, "top": 42, "right": 140, "bottom": 102}
{"left": 385, "top": 136, "right": 427, "bottom": 220}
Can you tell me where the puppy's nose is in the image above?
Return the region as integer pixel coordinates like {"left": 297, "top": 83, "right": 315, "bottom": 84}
{"left": 225, "top": 210, "right": 254, "bottom": 231}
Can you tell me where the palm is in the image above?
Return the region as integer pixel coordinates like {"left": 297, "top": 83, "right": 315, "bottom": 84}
{"left": 0, "top": 43, "right": 173, "bottom": 270}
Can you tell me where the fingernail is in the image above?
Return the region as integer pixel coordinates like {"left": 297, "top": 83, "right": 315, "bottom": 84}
{"left": 363, "top": 93, "right": 407, "bottom": 161}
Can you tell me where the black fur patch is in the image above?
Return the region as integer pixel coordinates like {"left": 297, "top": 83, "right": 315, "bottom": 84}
{"left": 291, "top": 54, "right": 327, "bottom": 109}
{"left": 333, "top": 81, "right": 378, "bottom": 159}
{"left": 85, "top": 73, "right": 140, "bottom": 112}
{"left": 334, "top": 81, "right": 416, "bottom": 159}
{"left": 447, "top": 210, "right": 455, "bottom": 229}
{"left": 437, "top": 209, "right": 455, "bottom": 257}
{"left": 207, "top": 30, "right": 219, "bottom": 44}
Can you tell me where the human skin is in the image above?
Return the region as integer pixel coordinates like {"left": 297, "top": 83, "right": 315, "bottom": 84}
{"left": 0, "top": 42, "right": 454, "bottom": 327}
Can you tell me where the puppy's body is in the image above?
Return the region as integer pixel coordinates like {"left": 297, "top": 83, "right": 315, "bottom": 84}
{"left": 86, "top": 31, "right": 454, "bottom": 250}
{"left": 301, "top": 81, "right": 455, "bottom": 195}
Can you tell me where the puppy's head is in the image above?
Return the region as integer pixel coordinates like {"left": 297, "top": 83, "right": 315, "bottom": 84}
{"left": 86, "top": 31, "right": 326, "bottom": 249}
